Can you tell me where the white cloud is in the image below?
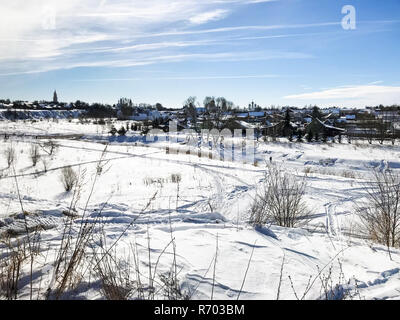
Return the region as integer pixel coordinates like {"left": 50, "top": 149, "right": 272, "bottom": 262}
{"left": 189, "top": 9, "right": 229, "bottom": 24}
{"left": 284, "top": 85, "right": 400, "bottom": 107}
{"left": 122, "top": 22, "right": 342, "bottom": 39}
{"left": 368, "top": 80, "right": 383, "bottom": 85}
{"left": 3, "top": 0, "right": 374, "bottom": 78}
{"left": 0, "top": 0, "right": 279, "bottom": 75}
{"left": 0, "top": 0, "right": 326, "bottom": 78}
{"left": 0, "top": 0, "right": 398, "bottom": 78}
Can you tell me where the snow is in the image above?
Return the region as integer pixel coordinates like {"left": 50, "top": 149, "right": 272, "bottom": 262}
{"left": 0, "top": 109, "right": 83, "bottom": 120}
{"left": 0, "top": 118, "right": 400, "bottom": 300}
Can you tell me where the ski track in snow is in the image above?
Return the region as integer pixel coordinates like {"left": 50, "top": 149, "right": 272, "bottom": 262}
{"left": 1, "top": 123, "right": 400, "bottom": 300}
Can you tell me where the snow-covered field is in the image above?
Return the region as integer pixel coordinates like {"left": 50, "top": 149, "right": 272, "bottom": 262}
{"left": 0, "top": 119, "right": 400, "bottom": 300}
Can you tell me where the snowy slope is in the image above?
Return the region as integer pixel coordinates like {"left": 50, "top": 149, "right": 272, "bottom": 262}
{"left": 0, "top": 119, "right": 399, "bottom": 300}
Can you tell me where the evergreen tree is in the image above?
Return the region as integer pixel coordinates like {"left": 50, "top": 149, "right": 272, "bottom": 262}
{"left": 152, "top": 118, "right": 160, "bottom": 127}
{"left": 284, "top": 108, "right": 291, "bottom": 125}
{"left": 109, "top": 126, "right": 117, "bottom": 136}
{"left": 311, "top": 106, "right": 322, "bottom": 120}
{"left": 283, "top": 108, "right": 292, "bottom": 137}
{"left": 307, "top": 132, "right": 313, "bottom": 142}
{"left": 297, "top": 130, "right": 303, "bottom": 142}
{"left": 118, "top": 126, "right": 127, "bottom": 136}
{"left": 118, "top": 98, "right": 134, "bottom": 118}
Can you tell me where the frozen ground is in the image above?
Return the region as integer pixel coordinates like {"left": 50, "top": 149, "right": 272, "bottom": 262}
{"left": 0, "top": 119, "right": 400, "bottom": 300}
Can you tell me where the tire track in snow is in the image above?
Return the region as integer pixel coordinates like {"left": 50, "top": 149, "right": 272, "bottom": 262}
{"left": 1, "top": 140, "right": 258, "bottom": 226}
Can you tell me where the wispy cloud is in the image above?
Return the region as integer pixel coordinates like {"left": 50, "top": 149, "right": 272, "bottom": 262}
{"left": 0, "top": 0, "right": 398, "bottom": 78}
{"left": 368, "top": 80, "right": 384, "bottom": 85}
{"left": 121, "top": 22, "right": 343, "bottom": 40}
{"left": 0, "top": 0, "right": 280, "bottom": 75}
{"left": 74, "top": 74, "right": 281, "bottom": 82}
{"left": 284, "top": 85, "right": 400, "bottom": 107}
{"left": 0, "top": 50, "right": 312, "bottom": 76}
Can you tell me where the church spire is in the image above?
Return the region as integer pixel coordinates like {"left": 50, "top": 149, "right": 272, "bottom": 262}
{"left": 53, "top": 90, "right": 58, "bottom": 104}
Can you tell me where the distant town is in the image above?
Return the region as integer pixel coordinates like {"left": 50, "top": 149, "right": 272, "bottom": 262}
{"left": 1, "top": 91, "right": 400, "bottom": 143}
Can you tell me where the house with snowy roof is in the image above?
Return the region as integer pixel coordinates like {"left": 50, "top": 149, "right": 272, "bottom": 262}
{"left": 305, "top": 117, "right": 346, "bottom": 137}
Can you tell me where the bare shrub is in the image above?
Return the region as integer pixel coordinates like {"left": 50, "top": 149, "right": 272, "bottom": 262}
{"left": 0, "top": 238, "right": 27, "bottom": 299}
{"left": 60, "top": 166, "right": 78, "bottom": 192}
{"left": 46, "top": 147, "right": 111, "bottom": 299}
{"left": 0, "top": 231, "right": 44, "bottom": 300}
{"left": 250, "top": 164, "right": 311, "bottom": 228}
{"left": 303, "top": 167, "right": 357, "bottom": 179}
{"left": 41, "top": 158, "right": 49, "bottom": 173}
{"left": 143, "top": 176, "right": 166, "bottom": 186}
{"left": 92, "top": 236, "right": 189, "bottom": 300}
{"left": 316, "top": 262, "right": 361, "bottom": 300}
{"left": 304, "top": 166, "right": 312, "bottom": 175}
{"left": 170, "top": 173, "right": 182, "bottom": 184}
{"left": 355, "top": 168, "right": 400, "bottom": 255}
{"left": 29, "top": 145, "right": 41, "bottom": 166}
{"left": 90, "top": 192, "right": 191, "bottom": 300}
{"left": 288, "top": 258, "right": 361, "bottom": 300}
{"left": 4, "top": 144, "right": 16, "bottom": 168}
{"left": 159, "top": 271, "right": 189, "bottom": 300}
{"left": 40, "top": 140, "right": 58, "bottom": 156}
{"left": 340, "top": 170, "right": 356, "bottom": 179}
{"left": 48, "top": 179, "right": 94, "bottom": 298}
{"left": 94, "top": 248, "right": 134, "bottom": 300}
{"left": 144, "top": 174, "right": 182, "bottom": 186}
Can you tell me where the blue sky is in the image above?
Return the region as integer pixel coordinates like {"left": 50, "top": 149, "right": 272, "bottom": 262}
{"left": 0, "top": 0, "right": 399, "bottom": 108}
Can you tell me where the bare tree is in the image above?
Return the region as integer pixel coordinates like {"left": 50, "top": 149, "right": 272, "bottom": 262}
{"left": 203, "top": 96, "right": 217, "bottom": 129}
{"left": 29, "top": 144, "right": 41, "bottom": 166}
{"left": 355, "top": 168, "right": 400, "bottom": 256}
{"left": 203, "top": 96, "right": 233, "bottom": 130}
{"left": 250, "top": 164, "right": 311, "bottom": 228}
{"left": 4, "top": 144, "right": 16, "bottom": 168}
{"left": 183, "top": 96, "right": 199, "bottom": 129}
{"left": 377, "top": 118, "right": 388, "bottom": 145}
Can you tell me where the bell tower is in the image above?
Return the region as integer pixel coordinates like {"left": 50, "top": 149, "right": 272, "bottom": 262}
{"left": 53, "top": 90, "right": 58, "bottom": 104}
